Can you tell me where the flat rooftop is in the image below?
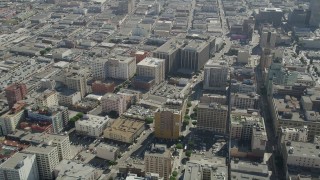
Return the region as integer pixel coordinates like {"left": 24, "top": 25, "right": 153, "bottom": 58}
{"left": 0, "top": 152, "right": 35, "bottom": 170}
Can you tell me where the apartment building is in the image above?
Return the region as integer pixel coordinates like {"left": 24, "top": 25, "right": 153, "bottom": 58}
{"left": 144, "top": 145, "right": 172, "bottom": 180}
{"left": 197, "top": 103, "right": 228, "bottom": 134}
{"left": 35, "top": 90, "right": 58, "bottom": 108}
{"left": 0, "top": 152, "right": 39, "bottom": 180}
{"left": 136, "top": 57, "right": 165, "bottom": 84}
{"left": 101, "top": 93, "right": 127, "bottom": 115}
{"left": 0, "top": 102, "right": 26, "bottom": 135}
{"left": 154, "top": 108, "right": 181, "bottom": 140}
{"left": 203, "top": 60, "right": 228, "bottom": 91}
{"left": 5, "top": 83, "right": 27, "bottom": 108}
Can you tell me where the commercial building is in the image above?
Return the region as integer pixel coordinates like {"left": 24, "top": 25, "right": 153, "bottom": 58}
{"left": 96, "top": 143, "right": 119, "bottom": 161}
{"left": 256, "top": 8, "right": 283, "bottom": 27}
{"left": 144, "top": 145, "right": 172, "bottom": 180}
{"left": 231, "top": 159, "right": 271, "bottom": 179}
{"left": 136, "top": 57, "right": 165, "bottom": 85}
{"left": 309, "top": 0, "right": 320, "bottom": 27}
{"left": 179, "top": 40, "right": 210, "bottom": 72}
{"left": 197, "top": 103, "right": 228, "bottom": 134}
{"left": 280, "top": 126, "right": 308, "bottom": 143}
{"left": 231, "top": 93, "right": 259, "bottom": 109}
{"left": 35, "top": 90, "right": 58, "bottom": 108}
{"left": 0, "top": 152, "right": 39, "bottom": 180}
{"left": 23, "top": 145, "right": 59, "bottom": 180}
{"left": 103, "top": 118, "right": 144, "bottom": 144}
{"left": 5, "top": 83, "right": 27, "bottom": 108}
{"left": 92, "top": 56, "right": 136, "bottom": 80}
{"left": 91, "top": 81, "right": 115, "bottom": 95}
{"left": 0, "top": 102, "right": 26, "bottom": 135}
{"left": 65, "top": 72, "right": 88, "bottom": 98}
{"left": 237, "top": 49, "right": 250, "bottom": 64}
{"left": 54, "top": 160, "right": 101, "bottom": 180}
{"left": 21, "top": 133, "right": 71, "bottom": 161}
{"left": 203, "top": 60, "right": 229, "bottom": 91}
{"left": 101, "top": 93, "right": 127, "bottom": 115}
{"left": 251, "top": 127, "right": 268, "bottom": 155}
{"left": 154, "top": 108, "right": 181, "bottom": 140}
{"left": 75, "top": 114, "right": 109, "bottom": 137}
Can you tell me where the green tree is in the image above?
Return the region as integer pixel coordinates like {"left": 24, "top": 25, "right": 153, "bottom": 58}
{"left": 187, "top": 101, "right": 192, "bottom": 107}
{"left": 184, "top": 115, "right": 190, "bottom": 120}
{"left": 185, "top": 150, "right": 192, "bottom": 157}
{"left": 172, "top": 171, "right": 178, "bottom": 177}
{"left": 170, "top": 176, "right": 176, "bottom": 180}
{"left": 176, "top": 143, "right": 183, "bottom": 149}
{"left": 45, "top": 47, "right": 52, "bottom": 52}
{"left": 179, "top": 135, "right": 185, "bottom": 141}
{"left": 183, "top": 120, "right": 189, "bottom": 126}
{"left": 76, "top": 112, "right": 84, "bottom": 118}
{"left": 192, "top": 121, "right": 197, "bottom": 126}
{"left": 40, "top": 50, "right": 46, "bottom": 56}
{"left": 108, "top": 111, "right": 119, "bottom": 118}
{"left": 145, "top": 117, "right": 154, "bottom": 124}
{"left": 108, "top": 161, "right": 118, "bottom": 166}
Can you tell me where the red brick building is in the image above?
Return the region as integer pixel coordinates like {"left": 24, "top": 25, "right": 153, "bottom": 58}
{"left": 5, "top": 83, "right": 27, "bottom": 108}
{"left": 92, "top": 81, "right": 115, "bottom": 95}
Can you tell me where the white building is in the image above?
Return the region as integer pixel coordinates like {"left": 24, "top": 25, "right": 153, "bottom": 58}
{"left": 96, "top": 143, "right": 119, "bottom": 161}
{"left": 57, "top": 90, "right": 81, "bottom": 106}
{"left": 91, "top": 56, "right": 136, "bottom": 80}
{"left": 136, "top": 57, "right": 165, "bottom": 84}
{"left": 75, "top": 114, "right": 109, "bottom": 137}
{"left": 280, "top": 126, "right": 308, "bottom": 143}
{"left": 101, "top": 93, "right": 127, "bottom": 115}
{"left": 23, "top": 146, "right": 59, "bottom": 180}
{"left": 0, "top": 152, "right": 39, "bottom": 180}
{"left": 35, "top": 90, "right": 58, "bottom": 108}
{"left": 203, "top": 60, "right": 228, "bottom": 91}
{"left": 0, "top": 103, "right": 26, "bottom": 135}
{"left": 54, "top": 160, "right": 101, "bottom": 180}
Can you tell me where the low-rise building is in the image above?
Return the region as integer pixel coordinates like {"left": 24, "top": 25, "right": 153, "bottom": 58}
{"left": 75, "top": 114, "right": 109, "bottom": 137}
{"left": 103, "top": 118, "right": 144, "bottom": 144}
{"left": 96, "top": 143, "right": 119, "bottom": 161}
{"left": 231, "top": 159, "right": 272, "bottom": 179}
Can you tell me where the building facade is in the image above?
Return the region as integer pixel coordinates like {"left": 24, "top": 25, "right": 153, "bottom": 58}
{"left": 136, "top": 57, "right": 165, "bottom": 84}
{"left": 101, "top": 93, "right": 127, "bottom": 115}
{"left": 154, "top": 109, "right": 181, "bottom": 140}
{"left": 5, "top": 83, "right": 27, "bottom": 108}
{"left": 203, "top": 60, "right": 228, "bottom": 91}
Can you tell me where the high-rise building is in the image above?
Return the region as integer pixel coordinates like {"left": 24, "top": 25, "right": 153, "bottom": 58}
{"left": 180, "top": 40, "right": 210, "bottom": 72}
{"left": 0, "top": 102, "right": 26, "bottom": 135}
{"left": 197, "top": 103, "right": 228, "bottom": 134}
{"left": 136, "top": 57, "right": 165, "bottom": 84}
{"left": 256, "top": 8, "right": 283, "bottom": 27}
{"left": 23, "top": 146, "right": 59, "bottom": 180}
{"left": 288, "top": 7, "right": 308, "bottom": 27}
{"left": 154, "top": 108, "right": 181, "bottom": 140}
{"left": 65, "top": 72, "right": 87, "bottom": 98}
{"left": 144, "top": 145, "right": 172, "bottom": 180}
{"left": 251, "top": 127, "right": 267, "bottom": 155}
{"left": 101, "top": 93, "right": 127, "bottom": 115}
{"left": 0, "top": 152, "right": 39, "bottom": 180}
{"left": 203, "top": 60, "right": 228, "bottom": 91}
{"left": 35, "top": 90, "right": 58, "bottom": 108}
{"left": 259, "top": 25, "right": 277, "bottom": 49}
{"left": 5, "top": 83, "right": 27, "bottom": 108}
{"left": 22, "top": 133, "right": 72, "bottom": 161}
{"left": 309, "top": 0, "right": 320, "bottom": 27}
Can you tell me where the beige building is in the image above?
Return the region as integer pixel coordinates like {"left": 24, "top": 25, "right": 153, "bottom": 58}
{"left": 0, "top": 102, "right": 26, "bottom": 135}
{"left": 144, "top": 145, "right": 172, "bottom": 180}
{"left": 65, "top": 73, "right": 87, "bottom": 98}
{"left": 136, "top": 57, "right": 165, "bottom": 84}
{"left": 75, "top": 114, "right": 109, "bottom": 137}
{"left": 21, "top": 133, "right": 71, "bottom": 161}
{"left": 57, "top": 90, "right": 81, "bottom": 106}
{"left": 197, "top": 103, "right": 228, "bottom": 134}
{"left": 96, "top": 143, "right": 119, "bottom": 161}
{"left": 154, "top": 108, "right": 181, "bottom": 140}
{"left": 101, "top": 93, "right": 127, "bottom": 115}
{"left": 103, "top": 118, "right": 144, "bottom": 144}
{"left": 251, "top": 127, "right": 268, "bottom": 155}
{"left": 54, "top": 160, "right": 101, "bottom": 180}
{"left": 203, "top": 60, "right": 229, "bottom": 91}
{"left": 35, "top": 90, "right": 59, "bottom": 108}
{"left": 23, "top": 146, "right": 59, "bottom": 180}
{"left": 231, "top": 93, "right": 259, "bottom": 109}
{"left": 280, "top": 126, "right": 308, "bottom": 143}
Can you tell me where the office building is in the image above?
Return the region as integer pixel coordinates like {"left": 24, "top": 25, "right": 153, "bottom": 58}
{"left": 288, "top": 7, "right": 308, "bottom": 27}
{"left": 153, "top": 38, "right": 183, "bottom": 74}
{"left": 197, "top": 103, "right": 228, "bottom": 134}
{"left": 260, "top": 26, "right": 277, "bottom": 49}
{"left": 154, "top": 108, "right": 181, "bottom": 140}
{"left": 251, "top": 127, "right": 268, "bottom": 155}
{"left": 101, "top": 93, "right": 127, "bottom": 115}
{"left": 5, "top": 83, "right": 27, "bottom": 108}
{"left": 280, "top": 126, "right": 308, "bottom": 143}
{"left": 136, "top": 57, "right": 165, "bottom": 84}
{"left": 91, "top": 81, "right": 115, "bottom": 95}
{"left": 0, "top": 152, "right": 39, "bottom": 180}
{"left": 103, "top": 118, "right": 144, "bottom": 144}
{"left": 91, "top": 58, "right": 108, "bottom": 80}
{"left": 144, "top": 145, "right": 172, "bottom": 180}
{"left": 23, "top": 146, "right": 59, "bottom": 180}
{"left": 0, "top": 102, "right": 26, "bottom": 135}
{"left": 231, "top": 93, "right": 259, "bottom": 109}
{"left": 203, "top": 60, "right": 228, "bottom": 91}
{"left": 35, "top": 90, "right": 58, "bottom": 108}
{"left": 57, "top": 90, "right": 81, "bottom": 106}
{"left": 309, "top": 0, "right": 320, "bottom": 27}
{"left": 180, "top": 40, "right": 210, "bottom": 72}
{"left": 54, "top": 160, "right": 101, "bottom": 180}
{"left": 231, "top": 159, "right": 271, "bottom": 179}
{"left": 96, "top": 143, "right": 119, "bottom": 161}
{"left": 75, "top": 114, "right": 109, "bottom": 137}
{"left": 256, "top": 8, "right": 283, "bottom": 27}
{"left": 237, "top": 49, "right": 250, "bottom": 64}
